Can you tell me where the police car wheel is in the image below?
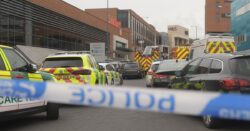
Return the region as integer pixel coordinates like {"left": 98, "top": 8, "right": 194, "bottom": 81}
{"left": 202, "top": 115, "right": 220, "bottom": 129}
{"left": 46, "top": 103, "right": 59, "bottom": 120}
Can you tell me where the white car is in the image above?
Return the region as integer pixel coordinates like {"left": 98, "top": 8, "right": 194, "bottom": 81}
{"left": 146, "top": 61, "right": 160, "bottom": 87}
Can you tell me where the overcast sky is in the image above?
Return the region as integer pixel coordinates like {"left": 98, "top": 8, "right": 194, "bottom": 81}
{"left": 63, "top": 0, "right": 205, "bottom": 39}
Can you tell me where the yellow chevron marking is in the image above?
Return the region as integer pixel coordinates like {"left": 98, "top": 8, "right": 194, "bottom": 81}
{"left": 179, "top": 51, "right": 189, "bottom": 60}
{"left": 177, "top": 48, "right": 186, "bottom": 58}
{"left": 210, "top": 41, "right": 221, "bottom": 54}
{"left": 222, "top": 42, "right": 230, "bottom": 51}
{"left": 206, "top": 41, "right": 214, "bottom": 52}
{"left": 229, "top": 42, "right": 236, "bottom": 52}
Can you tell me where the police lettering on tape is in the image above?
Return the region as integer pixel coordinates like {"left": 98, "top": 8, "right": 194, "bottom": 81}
{"left": 1, "top": 79, "right": 250, "bottom": 121}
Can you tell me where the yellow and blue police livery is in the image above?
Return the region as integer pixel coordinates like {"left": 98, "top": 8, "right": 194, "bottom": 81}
{"left": 40, "top": 51, "right": 106, "bottom": 86}
{"left": 0, "top": 45, "right": 59, "bottom": 121}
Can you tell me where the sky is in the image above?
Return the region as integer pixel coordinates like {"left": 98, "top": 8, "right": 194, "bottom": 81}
{"left": 63, "top": 0, "right": 205, "bottom": 39}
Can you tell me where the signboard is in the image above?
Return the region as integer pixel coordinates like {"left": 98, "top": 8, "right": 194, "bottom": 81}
{"left": 109, "top": 16, "right": 121, "bottom": 28}
{"left": 90, "top": 43, "right": 106, "bottom": 62}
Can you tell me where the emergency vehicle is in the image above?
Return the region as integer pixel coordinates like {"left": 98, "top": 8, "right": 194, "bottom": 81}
{"left": 134, "top": 45, "right": 168, "bottom": 71}
{"left": 99, "top": 63, "right": 122, "bottom": 85}
{"left": 171, "top": 46, "right": 191, "bottom": 60}
{"left": 40, "top": 51, "right": 106, "bottom": 86}
{"left": 189, "top": 34, "right": 236, "bottom": 60}
{"left": 0, "top": 45, "right": 59, "bottom": 121}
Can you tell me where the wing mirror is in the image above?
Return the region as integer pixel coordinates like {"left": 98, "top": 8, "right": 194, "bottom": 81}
{"left": 28, "top": 64, "right": 38, "bottom": 73}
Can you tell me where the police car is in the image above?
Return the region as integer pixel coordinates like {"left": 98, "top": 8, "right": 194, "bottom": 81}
{"left": 40, "top": 51, "right": 106, "bottom": 86}
{"left": 99, "top": 62, "right": 122, "bottom": 85}
{"left": 0, "top": 45, "right": 59, "bottom": 121}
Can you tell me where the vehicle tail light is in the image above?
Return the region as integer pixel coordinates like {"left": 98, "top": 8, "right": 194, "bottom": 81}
{"left": 221, "top": 78, "right": 250, "bottom": 90}
{"left": 239, "top": 79, "right": 250, "bottom": 87}
{"left": 72, "top": 69, "right": 92, "bottom": 75}
{"left": 153, "top": 74, "right": 169, "bottom": 79}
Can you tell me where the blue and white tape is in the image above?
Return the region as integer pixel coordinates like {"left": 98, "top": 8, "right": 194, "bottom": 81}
{"left": 1, "top": 80, "right": 250, "bottom": 121}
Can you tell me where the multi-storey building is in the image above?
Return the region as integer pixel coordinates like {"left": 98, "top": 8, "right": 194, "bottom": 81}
{"left": 0, "top": 0, "right": 131, "bottom": 60}
{"left": 231, "top": 0, "right": 250, "bottom": 52}
{"left": 86, "top": 8, "right": 160, "bottom": 51}
{"left": 205, "top": 0, "right": 233, "bottom": 34}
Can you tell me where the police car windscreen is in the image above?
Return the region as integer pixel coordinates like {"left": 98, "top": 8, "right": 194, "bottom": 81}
{"left": 143, "top": 47, "right": 153, "bottom": 56}
{"left": 230, "top": 57, "right": 250, "bottom": 77}
{"left": 43, "top": 57, "right": 83, "bottom": 68}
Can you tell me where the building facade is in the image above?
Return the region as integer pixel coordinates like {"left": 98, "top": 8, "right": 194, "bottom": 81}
{"left": 159, "top": 32, "right": 168, "bottom": 46}
{"left": 205, "top": 0, "right": 233, "bottom": 34}
{"left": 168, "top": 25, "right": 189, "bottom": 49}
{"left": 86, "top": 8, "right": 160, "bottom": 52}
{"left": 0, "top": 0, "right": 108, "bottom": 51}
{"left": 0, "top": 0, "right": 131, "bottom": 60}
{"left": 231, "top": 0, "right": 250, "bottom": 52}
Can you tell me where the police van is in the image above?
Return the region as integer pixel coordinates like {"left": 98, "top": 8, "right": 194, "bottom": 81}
{"left": 189, "top": 33, "right": 236, "bottom": 60}
{"left": 0, "top": 45, "right": 59, "bottom": 121}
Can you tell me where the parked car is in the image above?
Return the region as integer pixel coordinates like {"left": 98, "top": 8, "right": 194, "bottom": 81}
{"left": 99, "top": 62, "right": 122, "bottom": 85}
{"left": 171, "top": 53, "right": 250, "bottom": 129}
{"left": 0, "top": 45, "right": 59, "bottom": 121}
{"left": 40, "top": 51, "right": 106, "bottom": 86}
{"left": 146, "top": 61, "right": 160, "bottom": 87}
{"left": 151, "top": 60, "right": 188, "bottom": 87}
{"left": 110, "top": 61, "right": 124, "bottom": 73}
{"left": 122, "top": 62, "right": 145, "bottom": 79}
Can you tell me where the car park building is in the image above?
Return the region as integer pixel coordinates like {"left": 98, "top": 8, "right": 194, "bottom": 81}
{"left": 231, "top": 0, "right": 250, "bottom": 52}
{"left": 0, "top": 0, "right": 131, "bottom": 60}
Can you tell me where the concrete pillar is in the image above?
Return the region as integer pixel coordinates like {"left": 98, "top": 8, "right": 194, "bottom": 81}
{"left": 25, "top": 20, "right": 32, "bottom": 46}
{"left": 25, "top": 4, "right": 32, "bottom": 46}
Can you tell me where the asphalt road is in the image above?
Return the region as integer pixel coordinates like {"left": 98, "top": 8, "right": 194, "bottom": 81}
{"left": 1, "top": 79, "right": 250, "bottom": 131}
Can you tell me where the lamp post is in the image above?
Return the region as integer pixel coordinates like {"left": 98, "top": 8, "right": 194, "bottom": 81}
{"left": 106, "top": 0, "right": 109, "bottom": 59}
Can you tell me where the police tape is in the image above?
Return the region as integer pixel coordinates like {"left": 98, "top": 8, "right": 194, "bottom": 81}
{"left": 1, "top": 79, "right": 250, "bottom": 121}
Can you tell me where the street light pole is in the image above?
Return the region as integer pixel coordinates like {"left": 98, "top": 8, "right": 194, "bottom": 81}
{"left": 106, "top": 0, "right": 109, "bottom": 59}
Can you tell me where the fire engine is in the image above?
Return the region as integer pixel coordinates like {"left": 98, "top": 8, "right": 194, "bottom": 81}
{"left": 134, "top": 46, "right": 168, "bottom": 71}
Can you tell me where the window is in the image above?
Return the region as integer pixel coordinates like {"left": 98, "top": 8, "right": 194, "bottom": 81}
{"left": 89, "top": 55, "right": 98, "bottom": 69}
{"left": 230, "top": 57, "right": 250, "bottom": 76}
{"left": 0, "top": 55, "right": 6, "bottom": 70}
{"left": 185, "top": 58, "right": 201, "bottom": 75}
{"left": 42, "top": 57, "right": 83, "bottom": 68}
{"left": 87, "top": 56, "right": 95, "bottom": 68}
{"left": 197, "top": 59, "right": 212, "bottom": 74}
{"left": 210, "top": 60, "right": 222, "bottom": 74}
{"left": 106, "top": 64, "right": 115, "bottom": 71}
{"left": 2, "top": 48, "right": 28, "bottom": 71}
